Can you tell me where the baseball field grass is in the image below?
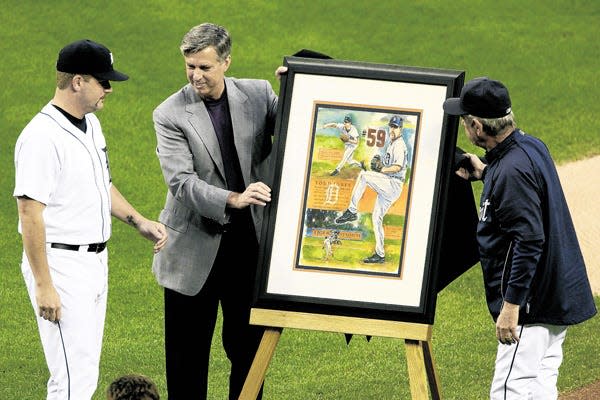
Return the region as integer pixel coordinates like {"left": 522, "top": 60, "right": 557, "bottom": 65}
{"left": 1, "top": 1, "right": 599, "bottom": 399}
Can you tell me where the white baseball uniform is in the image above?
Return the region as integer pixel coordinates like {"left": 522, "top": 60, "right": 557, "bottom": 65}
{"left": 322, "top": 232, "right": 340, "bottom": 260}
{"left": 14, "top": 103, "right": 112, "bottom": 400}
{"left": 347, "top": 135, "right": 408, "bottom": 257}
{"left": 333, "top": 123, "right": 361, "bottom": 171}
{"left": 491, "top": 324, "right": 567, "bottom": 399}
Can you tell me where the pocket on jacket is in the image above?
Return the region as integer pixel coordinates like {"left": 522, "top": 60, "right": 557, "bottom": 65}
{"left": 159, "top": 208, "right": 189, "bottom": 233}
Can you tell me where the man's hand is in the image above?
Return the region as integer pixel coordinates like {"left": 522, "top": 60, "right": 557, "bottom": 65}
{"left": 36, "top": 283, "right": 62, "bottom": 322}
{"left": 275, "top": 66, "right": 288, "bottom": 81}
{"left": 496, "top": 301, "right": 520, "bottom": 345}
{"left": 455, "top": 153, "right": 487, "bottom": 181}
{"left": 136, "top": 219, "right": 168, "bottom": 253}
{"left": 227, "top": 182, "right": 272, "bottom": 209}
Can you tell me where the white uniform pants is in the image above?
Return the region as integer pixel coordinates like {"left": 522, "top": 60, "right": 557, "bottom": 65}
{"left": 335, "top": 143, "right": 361, "bottom": 171}
{"left": 348, "top": 171, "right": 403, "bottom": 256}
{"left": 323, "top": 239, "right": 333, "bottom": 259}
{"left": 22, "top": 246, "right": 108, "bottom": 400}
{"left": 491, "top": 324, "right": 567, "bottom": 400}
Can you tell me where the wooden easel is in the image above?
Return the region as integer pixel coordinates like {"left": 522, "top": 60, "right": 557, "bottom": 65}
{"left": 239, "top": 308, "right": 441, "bottom": 400}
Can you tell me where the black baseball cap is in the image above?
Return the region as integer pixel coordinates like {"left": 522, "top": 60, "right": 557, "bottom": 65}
{"left": 56, "top": 39, "right": 128, "bottom": 81}
{"left": 443, "top": 77, "right": 511, "bottom": 118}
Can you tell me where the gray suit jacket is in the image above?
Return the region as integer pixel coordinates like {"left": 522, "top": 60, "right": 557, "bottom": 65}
{"left": 152, "top": 78, "right": 278, "bottom": 295}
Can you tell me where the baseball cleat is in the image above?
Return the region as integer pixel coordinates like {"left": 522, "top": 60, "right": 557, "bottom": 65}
{"left": 363, "top": 253, "right": 385, "bottom": 264}
{"left": 330, "top": 169, "right": 339, "bottom": 176}
{"left": 335, "top": 209, "right": 357, "bottom": 224}
{"left": 360, "top": 161, "right": 366, "bottom": 170}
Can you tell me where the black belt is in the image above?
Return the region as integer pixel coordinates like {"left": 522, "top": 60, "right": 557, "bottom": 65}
{"left": 50, "top": 242, "right": 107, "bottom": 253}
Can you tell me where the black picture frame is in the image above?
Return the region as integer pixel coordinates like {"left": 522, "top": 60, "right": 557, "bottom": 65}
{"left": 253, "top": 56, "right": 464, "bottom": 324}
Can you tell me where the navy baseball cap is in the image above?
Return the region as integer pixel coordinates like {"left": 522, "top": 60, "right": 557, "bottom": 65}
{"left": 56, "top": 39, "right": 129, "bottom": 81}
{"left": 343, "top": 115, "right": 352, "bottom": 123}
{"left": 443, "top": 77, "right": 511, "bottom": 118}
{"left": 389, "top": 115, "right": 403, "bottom": 127}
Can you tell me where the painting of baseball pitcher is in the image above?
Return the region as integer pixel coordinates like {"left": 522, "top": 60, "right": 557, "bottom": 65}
{"left": 335, "top": 115, "right": 407, "bottom": 264}
{"left": 296, "top": 103, "right": 419, "bottom": 277}
{"left": 322, "top": 114, "right": 365, "bottom": 176}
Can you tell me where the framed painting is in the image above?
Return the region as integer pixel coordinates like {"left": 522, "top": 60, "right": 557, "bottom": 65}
{"left": 253, "top": 56, "right": 464, "bottom": 324}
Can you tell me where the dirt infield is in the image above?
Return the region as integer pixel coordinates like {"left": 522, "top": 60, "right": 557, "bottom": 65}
{"left": 557, "top": 155, "right": 600, "bottom": 296}
{"left": 560, "top": 379, "right": 600, "bottom": 399}
{"left": 555, "top": 155, "right": 600, "bottom": 399}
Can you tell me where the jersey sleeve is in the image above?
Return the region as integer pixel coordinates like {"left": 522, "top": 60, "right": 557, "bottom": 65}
{"left": 493, "top": 158, "right": 545, "bottom": 306}
{"left": 14, "top": 133, "right": 61, "bottom": 205}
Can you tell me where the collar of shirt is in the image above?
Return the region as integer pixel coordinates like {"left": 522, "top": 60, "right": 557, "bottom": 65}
{"left": 485, "top": 129, "right": 519, "bottom": 164}
{"left": 52, "top": 104, "right": 87, "bottom": 133}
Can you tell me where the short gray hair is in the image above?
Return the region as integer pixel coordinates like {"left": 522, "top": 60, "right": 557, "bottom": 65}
{"left": 180, "top": 23, "right": 231, "bottom": 61}
{"left": 56, "top": 72, "right": 92, "bottom": 89}
{"left": 464, "top": 111, "right": 516, "bottom": 137}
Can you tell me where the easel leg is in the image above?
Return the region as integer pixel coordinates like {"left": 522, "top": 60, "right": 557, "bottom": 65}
{"left": 422, "top": 340, "right": 441, "bottom": 399}
{"left": 239, "top": 327, "right": 283, "bottom": 400}
{"left": 404, "top": 339, "right": 442, "bottom": 400}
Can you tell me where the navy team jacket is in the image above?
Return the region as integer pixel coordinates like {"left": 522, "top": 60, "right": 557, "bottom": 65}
{"left": 478, "top": 129, "right": 596, "bottom": 325}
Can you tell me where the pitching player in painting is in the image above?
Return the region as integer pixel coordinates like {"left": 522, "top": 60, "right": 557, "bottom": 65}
{"left": 334, "top": 115, "right": 408, "bottom": 263}
{"left": 322, "top": 229, "right": 342, "bottom": 260}
{"left": 14, "top": 39, "right": 167, "bottom": 400}
{"left": 323, "top": 114, "right": 364, "bottom": 176}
